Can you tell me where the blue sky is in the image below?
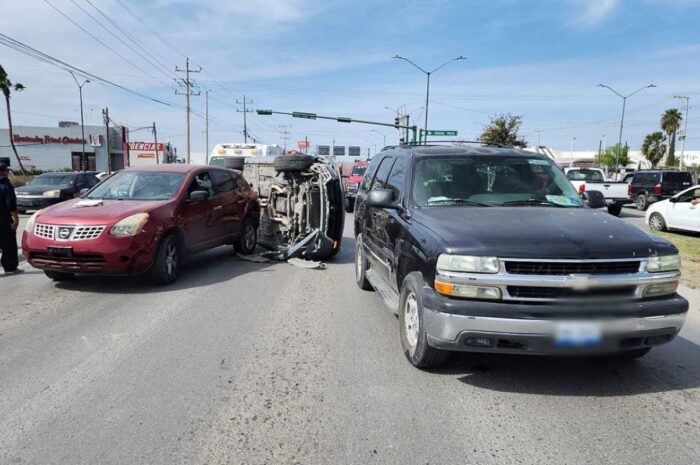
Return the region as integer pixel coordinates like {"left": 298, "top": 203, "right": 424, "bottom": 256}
{"left": 2, "top": 0, "right": 700, "bottom": 159}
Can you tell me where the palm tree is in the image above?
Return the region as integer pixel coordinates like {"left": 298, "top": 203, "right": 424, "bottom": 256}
{"left": 660, "top": 108, "right": 682, "bottom": 167}
{"left": 0, "top": 64, "right": 27, "bottom": 175}
{"left": 641, "top": 132, "right": 666, "bottom": 168}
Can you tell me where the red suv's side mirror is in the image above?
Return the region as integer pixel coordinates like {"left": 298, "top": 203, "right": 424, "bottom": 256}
{"left": 188, "top": 190, "right": 209, "bottom": 203}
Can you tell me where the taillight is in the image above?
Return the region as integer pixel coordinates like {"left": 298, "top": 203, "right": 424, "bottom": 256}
{"left": 654, "top": 184, "right": 662, "bottom": 195}
{"left": 627, "top": 183, "right": 633, "bottom": 195}
{"left": 578, "top": 184, "right": 586, "bottom": 194}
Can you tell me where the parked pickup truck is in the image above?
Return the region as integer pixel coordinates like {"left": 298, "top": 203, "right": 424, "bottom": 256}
{"left": 354, "top": 146, "right": 687, "bottom": 369}
{"left": 564, "top": 167, "right": 629, "bottom": 216}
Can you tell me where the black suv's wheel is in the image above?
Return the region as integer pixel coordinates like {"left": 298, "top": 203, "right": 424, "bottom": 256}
{"left": 345, "top": 198, "right": 354, "bottom": 213}
{"left": 648, "top": 212, "right": 667, "bottom": 231}
{"left": 399, "top": 272, "right": 449, "bottom": 369}
{"left": 273, "top": 155, "right": 314, "bottom": 172}
{"left": 148, "top": 233, "right": 179, "bottom": 285}
{"left": 636, "top": 194, "right": 648, "bottom": 211}
{"left": 355, "top": 233, "right": 372, "bottom": 291}
{"left": 607, "top": 204, "right": 622, "bottom": 216}
{"left": 234, "top": 217, "right": 258, "bottom": 255}
{"left": 44, "top": 270, "right": 75, "bottom": 281}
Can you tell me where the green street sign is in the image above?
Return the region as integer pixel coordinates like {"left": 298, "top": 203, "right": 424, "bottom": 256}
{"left": 256, "top": 109, "right": 272, "bottom": 115}
{"left": 427, "top": 130, "right": 458, "bottom": 136}
{"left": 292, "top": 111, "right": 317, "bottom": 119}
{"left": 337, "top": 117, "right": 352, "bottom": 123}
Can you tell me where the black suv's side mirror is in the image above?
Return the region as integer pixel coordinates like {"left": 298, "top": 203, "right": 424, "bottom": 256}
{"left": 583, "top": 190, "right": 606, "bottom": 209}
{"left": 367, "top": 188, "right": 398, "bottom": 209}
{"left": 188, "top": 190, "right": 209, "bottom": 203}
{"left": 79, "top": 188, "right": 89, "bottom": 197}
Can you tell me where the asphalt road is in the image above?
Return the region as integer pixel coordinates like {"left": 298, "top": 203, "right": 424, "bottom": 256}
{"left": 1, "top": 210, "right": 699, "bottom": 465}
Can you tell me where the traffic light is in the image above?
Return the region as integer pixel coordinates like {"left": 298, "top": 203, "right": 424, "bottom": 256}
{"left": 394, "top": 116, "right": 400, "bottom": 128}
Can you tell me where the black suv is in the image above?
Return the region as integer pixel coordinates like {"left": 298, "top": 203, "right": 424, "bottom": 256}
{"left": 629, "top": 169, "right": 693, "bottom": 210}
{"left": 354, "top": 146, "right": 687, "bottom": 368}
{"left": 15, "top": 172, "right": 100, "bottom": 213}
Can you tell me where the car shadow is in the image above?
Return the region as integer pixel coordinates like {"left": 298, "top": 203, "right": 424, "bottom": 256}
{"left": 329, "top": 233, "right": 356, "bottom": 265}
{"left": 54, "top": 245, "right": 277, "bottom": 294}
{"left": 429, "top": 337, "right": 700, "bottom": 396}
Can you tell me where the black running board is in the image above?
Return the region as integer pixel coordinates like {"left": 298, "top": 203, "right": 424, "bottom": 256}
{"left": 365, "top": 269, "right": 400, "bottom": 315}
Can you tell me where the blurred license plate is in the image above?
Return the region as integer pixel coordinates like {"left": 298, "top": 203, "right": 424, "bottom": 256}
{"left": 555, "top": 321, "right": 602, "bottom": 347}
{"left": 47, "top": 247, "right": 73, "bottom": 258}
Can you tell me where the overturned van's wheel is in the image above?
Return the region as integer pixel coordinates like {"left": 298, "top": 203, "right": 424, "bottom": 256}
{"left": 273, "top": 155, "right": 314, "bottom": 172}
{"left": 222, "top": 156, "right": 246, "bottom": 170}
{"left": 607, "top": 204, "right": 622, "bottom": 216}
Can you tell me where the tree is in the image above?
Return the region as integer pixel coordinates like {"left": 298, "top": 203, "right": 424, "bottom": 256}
{"left": 479, "top": 113, "right": 527, "bottom": 148}
{"left": 600, "top": 143, "right": 629, "bottom": 170}
{"left": 640, "top": 132, "right": 666, "bottom": 168}
{"left": 660, "top": 108, "right": 682, "bottom": 167}
{"left": 0, "top": 64, "right": 27, "bottom": 175}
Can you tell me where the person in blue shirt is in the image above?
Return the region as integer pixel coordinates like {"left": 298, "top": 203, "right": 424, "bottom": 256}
{"left": 0, "top": 163, "right": 21, "bottom": 274}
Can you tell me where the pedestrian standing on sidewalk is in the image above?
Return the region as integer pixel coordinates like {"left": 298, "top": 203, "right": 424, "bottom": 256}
{"left": 0, "top": 163, "right": 21, "bottom": 274}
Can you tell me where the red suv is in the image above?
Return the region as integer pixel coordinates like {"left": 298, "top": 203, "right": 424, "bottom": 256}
{"left": 344, "top": 161, "right": 369, "bottom": 212}
{"left": 22, "top": 165, "right": 259, "bottom": 284}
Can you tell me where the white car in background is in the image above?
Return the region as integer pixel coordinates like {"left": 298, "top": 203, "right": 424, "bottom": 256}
{"left": 647, "top": 185, "right": 700, "bottom": 233}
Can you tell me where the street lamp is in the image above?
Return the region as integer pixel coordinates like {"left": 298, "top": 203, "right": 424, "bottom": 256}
{"left": 569, "top": 137, "right": 576, "bottom": 168}
{"left": 370, "top": 129, "right": 387, "bottom": 148}
{"left": 597, "top": 83, "right": 656, "bottom": 175}
{"left": 393, "top": 55, "right": 466, "bottom": 143}
{"left": 69, "top": 71, "right": 90, "bottom": 171}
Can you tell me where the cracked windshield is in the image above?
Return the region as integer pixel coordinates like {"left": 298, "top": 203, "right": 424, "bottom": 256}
{"left": 0, "top": 1, "right": 698, "bottom": 464}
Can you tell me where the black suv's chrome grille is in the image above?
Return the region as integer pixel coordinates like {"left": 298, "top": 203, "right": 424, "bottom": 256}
{"left": 507, "top": 285, "right": 637, "bottom": 300}
{"left": 505, "top": 261, "right": 640, "bottom": 276}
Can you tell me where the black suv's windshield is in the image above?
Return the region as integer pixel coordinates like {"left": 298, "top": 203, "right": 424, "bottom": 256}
{"left": 412, "top": 156, "right": 583, "bottom": 207}
{"left": 28, "top": 174, "right": 76, "bottom": 187}
{"left": 87, "top": 171, "right": 185, "bottom": 200}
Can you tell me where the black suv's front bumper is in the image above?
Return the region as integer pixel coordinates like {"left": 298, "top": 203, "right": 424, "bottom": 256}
{"left": 420, "top": 285, "right": 688, "bottom": 354}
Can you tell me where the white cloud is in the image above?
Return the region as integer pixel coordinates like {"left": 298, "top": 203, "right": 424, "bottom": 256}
{"left": 570, "top": 0, "right": 619, "bottom": 29}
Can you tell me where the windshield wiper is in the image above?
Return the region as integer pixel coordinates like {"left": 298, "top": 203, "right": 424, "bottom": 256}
{"left": 427, "top": 198, "right": 492, "bottom": 207}
{"left": 502, "top": 199, "right": 569, "bottom": 207}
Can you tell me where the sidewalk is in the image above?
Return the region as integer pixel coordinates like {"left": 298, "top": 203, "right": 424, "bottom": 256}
{"left": 680, "top": 284, "right": 700, "bottom": 312}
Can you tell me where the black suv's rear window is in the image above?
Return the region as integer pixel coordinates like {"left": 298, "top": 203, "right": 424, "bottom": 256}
{"left": 663, "top": 172, "right": 692, "bottom": 184}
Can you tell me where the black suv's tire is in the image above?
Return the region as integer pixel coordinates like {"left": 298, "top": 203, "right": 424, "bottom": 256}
{"left": 223, "top": 156, "right": 246, "bottom": 170}
{"left": 636, "top": 194, "right": 649, "bottom": 211}
{"left": 648, "top": 212, "right": 667, "bottom": 231}
{"left": 345, "top": 198, "right": 354, "bottom": 213}
{"left": 44, "top": 270, "right": 75, "bottom": 281}
{"left": 399, "top": 272, "right": 449, "bottom": 369}
{"left": 148, "top": 233, "right": 179, "bottom": 285}
{"left": 355, "top": 233, "right": 372, "bottom": 291}
{"left": 273, "top": 155, "right": 314, "bottom": 172}
{"left": 607, "top": 204, "right": 622, "bottom": 216}
{"left": 234, "top": 216, "right": 258, "bottom": 255}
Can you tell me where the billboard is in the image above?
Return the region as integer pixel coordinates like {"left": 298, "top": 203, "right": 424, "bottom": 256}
{"left": 333, "top": 146, "right": 345, "bottom": 156}
{"left": 317, "top": 145, "right": 330, "bottom": 156}
{"left": 348, "top": 146, "right": 361, "bottom": 157}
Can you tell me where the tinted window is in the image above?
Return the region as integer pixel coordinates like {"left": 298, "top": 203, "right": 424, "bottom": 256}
{"left": 359, "top": 157, "right": 382, "bottom": 191}
{"left": 662, "top": 172, "right": 693, "bottom": 184}
{"left": 210, "top": 169, "right": 235, "bottom": 193}
{"left": 566, "top": 169, "right": 604, "bottom": 182}
{"left": 371, "top": 157, "right": 395, "bottom": 190}
{"left": 386, "top": 155, "right": 407, "bottom": 198}
{"left": 87, "top": 175, "right": 100, "bottom": 186}
{"left": 188, "top": 171, "right": 215, "bottom": 197}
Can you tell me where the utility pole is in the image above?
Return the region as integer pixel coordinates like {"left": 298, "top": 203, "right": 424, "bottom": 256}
{"left": 569, "top": 137, "right": 576, "bottom": 169}
{"left": 534, "top": 129, "right": 543, "bottom": 147}
{"left": 152, "top": 122, "right": 159, "bottom": 165}
{"left": 103, "top": 107, "right": 111, "bottom": 174}
{"left": 675, "top": 95, "right": 690, "bottom": 169}
{"left": 205, "top": 89, "right": 210, "bottom": 165}
{"left": 278, "top": 124, "right": 292, "bottom": 151}
{"left": 175, "top": 57, "right": 201, "bottom": 164}
{"left": 69, "top": 71, "right": 90, "bottom": 171}
{"left": 236, "top": 95, "right": 254, "bottom": 143}
{"left": 304, "top": 135, "right": 309, "bottom": 155}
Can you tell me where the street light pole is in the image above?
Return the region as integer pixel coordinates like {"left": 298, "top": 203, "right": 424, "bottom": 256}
{"left": 674, "top": 95, "right": 690, "bottom": 169}
{"left": 393, "top": 55, "right": 466, "bottom": 143}
{"left": 69, "top": 71, "right": 90, "bottom": 171}
{"left": 597, "top": 83, "right": 656, "bottom": 176}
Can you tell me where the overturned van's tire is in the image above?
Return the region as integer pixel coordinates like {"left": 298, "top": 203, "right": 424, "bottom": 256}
{"left": 223, "top": 156, "right": 246, "bottom": 170}
{"left": 273, "top": 155, "right": 314, "bottom": 172}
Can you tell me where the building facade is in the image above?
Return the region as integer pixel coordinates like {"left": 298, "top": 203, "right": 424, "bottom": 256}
{"left": 0, "top": 123, "right": 124, "bottom": 172}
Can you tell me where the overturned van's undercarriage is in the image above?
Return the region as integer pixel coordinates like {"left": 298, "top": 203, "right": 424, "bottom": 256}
{"left": 238, "top": 155, "right": 345, "bottom": 260}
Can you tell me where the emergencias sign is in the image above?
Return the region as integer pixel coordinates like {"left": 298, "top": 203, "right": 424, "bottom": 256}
{"left": 13, "top": 134, "right": 86, "bottom": 145}
{"left": 128, "top": 142, "right": 164, "bottom": 151}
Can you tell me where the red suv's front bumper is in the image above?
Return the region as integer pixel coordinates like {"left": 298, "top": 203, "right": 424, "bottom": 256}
{"left": 22, "top": 226, "right": 159, "bottom": 275}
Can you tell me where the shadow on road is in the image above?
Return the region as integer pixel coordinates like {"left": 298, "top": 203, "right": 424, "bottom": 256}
{"left": 431, "top": 337, "right": 700, "bottom": 396}
{"left": 53, "top": 246, "right": 277, "bottom": 295}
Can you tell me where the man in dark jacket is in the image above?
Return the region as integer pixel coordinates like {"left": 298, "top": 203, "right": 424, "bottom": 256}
{"left": 0, "top": 163, "right": 21, "bottom": 274}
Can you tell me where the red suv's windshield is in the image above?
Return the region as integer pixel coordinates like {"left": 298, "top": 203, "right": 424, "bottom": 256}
{"left": 88, "top": 171, "right": 186, "bottom": 200}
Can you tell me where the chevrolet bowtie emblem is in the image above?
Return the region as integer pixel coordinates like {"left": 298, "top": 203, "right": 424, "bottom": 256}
{"left": 565, "top": 274, "right": 594, "bottom": 290}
